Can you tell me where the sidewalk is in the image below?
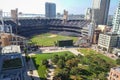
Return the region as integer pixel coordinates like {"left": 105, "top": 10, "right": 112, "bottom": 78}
{"left": 28, "top": 58, "right": 41, "bottom": 80}
{"left": 68, "top": 48, "right": 84, "bottom": 56}
{"left": 47, "top": 59, "right": 56, "bottom": 80}
{"left": 40, "top": 47, "right": 84, "bottom": 56}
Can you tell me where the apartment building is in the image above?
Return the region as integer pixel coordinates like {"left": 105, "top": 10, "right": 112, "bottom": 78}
{"left": 98, "top": 33, "right": 118, "bottom": 52}
{"left": 108, "top": 67, "right": 120, "bottom": 80}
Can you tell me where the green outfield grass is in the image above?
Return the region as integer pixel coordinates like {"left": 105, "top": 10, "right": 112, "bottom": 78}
{"left": 30, "top": 33, "right": 78, "bottom": 46}
{"left": 32, "top": 51, "right": 74, "bottom": 79}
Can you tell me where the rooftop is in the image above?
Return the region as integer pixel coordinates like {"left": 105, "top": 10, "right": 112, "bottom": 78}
{"left": 0, "top": 53, "right": 25, "bottom": 80}
{"left": 1, "top": 45, "right": 21, "bottom": 54}
{"left": 2, "top": 58, "right": 22, "bottom": 71}
{"left": 112, "top": 67, "right": 120, "bottom": 72}
{"left": 101, "top": 32, "right": 118, "bottom": 36}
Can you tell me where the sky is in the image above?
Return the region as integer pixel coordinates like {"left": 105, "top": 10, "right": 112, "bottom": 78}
{"left": 0, "top": 0, "right": 119, "bottom": 15}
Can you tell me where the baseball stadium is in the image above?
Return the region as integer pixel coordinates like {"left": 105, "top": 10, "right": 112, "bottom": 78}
{"left": 1, "top": 17, "right": 90, "bottom": 47}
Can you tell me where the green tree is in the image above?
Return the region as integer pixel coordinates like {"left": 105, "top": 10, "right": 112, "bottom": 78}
{"left": 70, "top": 67, "right": 81, "bottom": 75}
{"left": 81, "top": 57, "right": 89, "bottom": 65}
{"left": 42, "top": 59, "right": 49, "bottom": 67}
{"left": 57, "top": 59, "right": 65, "bottom": 69}
{"left": 66, "top": 58, "right": 79, "bottom": 68}
{"left": 52, "top": 55, "right": 59, "bottom": 64}
{"left": 64, "top": 53, "right": 68, "bottom": 57}
{"left": 59, "top": 55, "right": 65, "bottom": 61}
{"left": 71, "top": 75, "right": 82, "bottom": 80}
{"left": 88, "top": 73, "right": 97, "bottom": 80}
{"left": 65, "top": 55, "right": 75, "bottom": 61}
{"left": 77, "top": 54, "right": 83, "bottom": 59}
{"left": 98, "top": 72, "right": 106, "bottom": 80}
{"left": 116, "top": 58, "right": 120, "bottom": 65}
{"left": 55, "top": 69, "right": 70, "bottom": 80}
{"left": 24, "top": 48, "right": 27, "bottom": 56}
{"left": 53, "top": 76, "right": 61, "bottom": 80}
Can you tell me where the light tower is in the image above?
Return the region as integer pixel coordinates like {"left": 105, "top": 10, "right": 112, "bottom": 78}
{"left": 63, "top": 10, "right": 68, "bottom": 24}
{"left": 11, "top": 8, "right": 18, "bottom": 45}
{"left": 0, "top": 10, "right": 13, "bottom": 34}
{"left": 0, "top": 10, "right": 4, "bottom": 33}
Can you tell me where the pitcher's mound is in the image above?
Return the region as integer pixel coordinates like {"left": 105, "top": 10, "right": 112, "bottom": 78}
{"left": 48, "top": 34, "right": 57, "bottom": 38}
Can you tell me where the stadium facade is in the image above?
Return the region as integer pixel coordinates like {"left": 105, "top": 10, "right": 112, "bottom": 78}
{"left": 0, "top": 18, "right": 90, "bottom": 37}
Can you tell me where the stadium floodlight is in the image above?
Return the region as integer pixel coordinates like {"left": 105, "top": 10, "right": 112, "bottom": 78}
{"left": 11, "top": 8, "right": 19, "bottom": 45}
{"left": 0, "top": 10, "right": 5, "bottom": 33}
{"left": 0, "top": 10, "right": 4, "bottom": 25}
{"left": 0, "top": 10, "right": 3, "bottom": 21}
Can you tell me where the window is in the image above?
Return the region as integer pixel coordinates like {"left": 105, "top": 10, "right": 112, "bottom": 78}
{"left": 0, "top": 42, "right": 2, "bottom": 45}
{"left": 116, "top": 75, "right": 119, "bottom": 78}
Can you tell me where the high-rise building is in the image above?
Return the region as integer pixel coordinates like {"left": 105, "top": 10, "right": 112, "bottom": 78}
{"left": 85, "top": 8, "right": 92, "bottom": 20}
{"left": 92, "top": 0, "right": 110, "bottom": 25}
{"left": 45, "top": 2, "right": 56, "bottom": 18}
{"left": 112, "top": 1, "right": 120, "bottom": 34}
{"left": 98, "top": 33, "right": 118, "bottom": 52}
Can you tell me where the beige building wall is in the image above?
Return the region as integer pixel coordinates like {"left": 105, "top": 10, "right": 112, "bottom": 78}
{"left": 92, "top": 29, "right": 101, "bottom": 44}
{"left": 98, "top": 33, "right": 118, "bottom": 52}
{"left": 0, "top": 33, "right": 26, "bottom": 48}
{"left": 0, "top": 33, "right": 12, "bottom": 46}
{"left": 108, "top": 67, "right": 120, "bottom": 80}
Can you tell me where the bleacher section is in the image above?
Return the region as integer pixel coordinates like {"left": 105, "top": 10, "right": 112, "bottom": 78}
{"left": 0, "top": 19, "right": 90, "bottom": 37}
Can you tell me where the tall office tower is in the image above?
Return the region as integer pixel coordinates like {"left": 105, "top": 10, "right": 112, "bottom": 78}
{"left": 92, "top": 0, "right": 110, "bottom": 25}
{"left": 85, "top": 8, "right": 92, "bottom": 20}
{"left": 45, "top": 2, "right": 56, "bottom": 18}
{"left": 112, "top": 1, "right": 120, "bottom": 34}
